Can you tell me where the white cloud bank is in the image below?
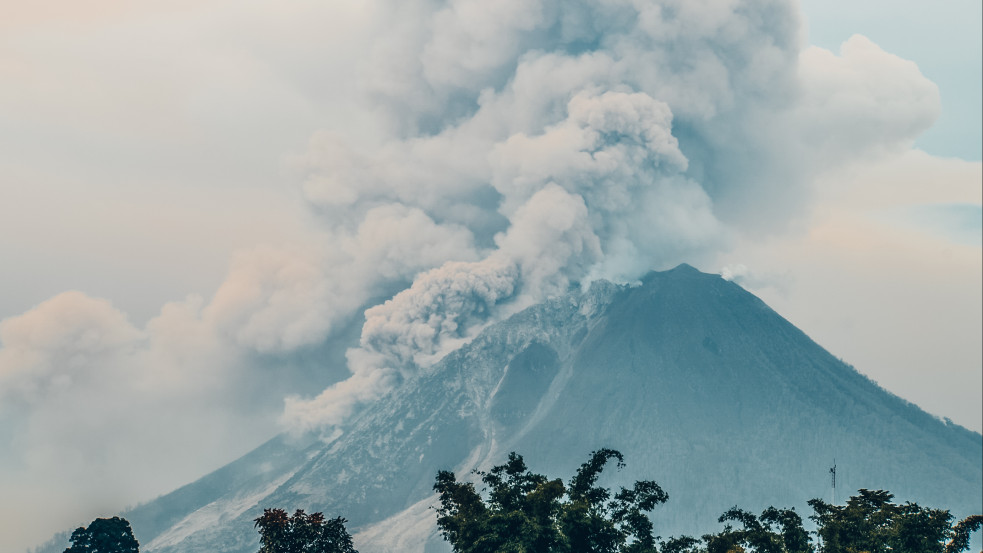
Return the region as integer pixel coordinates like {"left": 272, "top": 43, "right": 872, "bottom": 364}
{"left": 0, "top": 1, "right": 978, "bottom": 550}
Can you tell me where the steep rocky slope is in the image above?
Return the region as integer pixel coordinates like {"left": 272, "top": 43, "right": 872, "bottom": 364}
{"left": 34, "top": 265, "right": 982, "bottom": 553}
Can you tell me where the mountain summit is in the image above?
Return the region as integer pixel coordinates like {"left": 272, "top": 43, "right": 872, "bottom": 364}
{"left": 38, "top": 265, "right": 982, "bottom": 553}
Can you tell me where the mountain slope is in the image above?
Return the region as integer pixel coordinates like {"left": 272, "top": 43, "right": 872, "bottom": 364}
{"left": 509, "top": 265, "right": 980, "bottom": 535}
{"left": 33, "top": 265, "right": 982, "bottom": 553}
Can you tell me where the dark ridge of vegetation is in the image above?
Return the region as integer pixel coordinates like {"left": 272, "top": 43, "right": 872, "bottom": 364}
{"left": 54, "top": 449, "right": 982, "bottom": 553}
{"left": 432, "top": 449, "right": 983, "bottom": 553}
{"left": 253, "top": 508, "right": 357, "bottom": 553}
{"left": 63, "top": 517, "right": 139, "bottom": 553}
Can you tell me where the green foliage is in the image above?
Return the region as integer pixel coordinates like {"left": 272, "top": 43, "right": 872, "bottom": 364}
{"left": 63, "top": 517, "right": 139, "bottom": 553}
{"left": 433, "top": 449, "right": 669, "bottom": 553}
{"left": 434, "top": 451, "right": 982, "bottom": 553}
{"left": 253, "top": 508, "right": 357, "bottom": 553}
{"left": 659, "top": 536, "right": 702, "bottom": 553}
{"left": 808, "top": 489, "right": 979, "bottom": 553}
{"left": 945, "top": 515, "right": 982, "bottom": 553}
{"left": 702, "top": 507, "right": 811, "bottom": 553}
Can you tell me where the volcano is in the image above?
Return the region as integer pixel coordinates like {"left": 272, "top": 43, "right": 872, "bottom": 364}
{"left": 35, "top": 264, "right": 982, "bottom": 552}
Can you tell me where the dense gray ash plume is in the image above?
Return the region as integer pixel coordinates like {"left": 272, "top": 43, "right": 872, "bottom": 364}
{"left": 280, "top": 0, "right": 938, "bottom": 432}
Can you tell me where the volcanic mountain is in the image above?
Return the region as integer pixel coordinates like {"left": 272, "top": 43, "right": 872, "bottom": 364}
{"left": 35, "top": 264, "right": 983, "bottom": 552}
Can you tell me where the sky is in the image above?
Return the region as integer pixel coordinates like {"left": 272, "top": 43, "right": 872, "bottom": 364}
{"left": 0, "top": 1, "right": 980, "bottom": 551}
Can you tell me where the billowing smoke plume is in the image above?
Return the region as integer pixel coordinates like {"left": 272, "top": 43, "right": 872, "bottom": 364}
{"left": 279, "top": 0, "right": 939, "bottom": 432}
{"left": 0, "top": 1, "right": 939, "bottom": 439}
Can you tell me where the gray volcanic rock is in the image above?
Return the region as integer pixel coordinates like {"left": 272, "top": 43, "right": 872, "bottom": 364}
{"left": 32, "top": 265, "right": 983, "bottom": 553}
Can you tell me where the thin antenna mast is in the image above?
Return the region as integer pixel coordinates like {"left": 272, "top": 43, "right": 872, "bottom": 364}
{"left": 829, "top": 460, "right": 836, "bottom": 505}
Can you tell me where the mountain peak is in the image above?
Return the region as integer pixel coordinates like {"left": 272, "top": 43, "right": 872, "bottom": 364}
{"left": 668, "top": 262, "right": 701, "bottom": 273}
{"left": 633, "top": 263, "right": 733, "bottom": 303}
{"left": 76, "top": 264, "right": 981, "bottom": 553}
{"left": 639, "top": 263, "right": 717, "bottom": 285}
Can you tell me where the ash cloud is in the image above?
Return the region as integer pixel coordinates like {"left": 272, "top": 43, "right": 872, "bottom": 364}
{"left": 282, "top": 0, "right": 939, "bottom": 432}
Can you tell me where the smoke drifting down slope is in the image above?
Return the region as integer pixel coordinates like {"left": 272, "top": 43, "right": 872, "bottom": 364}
{"left": 278, "top": 0, "right": 939, "bottom": 432}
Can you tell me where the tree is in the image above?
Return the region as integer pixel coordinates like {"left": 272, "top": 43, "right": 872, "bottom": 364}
{"left": 433, "top": 448, "right": 672, "bottom": 553}
{"left": 254, "top": 508, "right": 358, "bottom": 553}
{"left": 702, "top": 507, "right": 812, "bottom": 553}
{"left": 945, "top": 515, "right": 983, "bottom": 553}
{"left": 64, "top": 516, "right": 139, "bottom": 553}
{"left": 808, "top": 489, "right": 981, "bottom": 553}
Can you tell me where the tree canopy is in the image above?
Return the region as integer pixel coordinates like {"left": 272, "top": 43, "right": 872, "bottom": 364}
{"left": 254, "top": 508, "right": 358, "bottom": 553}
{"left": 433, "top": 451, "right": 982, "bottom": 553}
{"left": 702, "top": 506, "right": 811, "bottom": 553}
{"left": 63, "top": 516, "right": 139, "bottom": 553}
{"left": 808, "top": 489, "right": 982, "bottom": 553}
{"left": 433, "top": 448, "right": 670, "bottom": 553}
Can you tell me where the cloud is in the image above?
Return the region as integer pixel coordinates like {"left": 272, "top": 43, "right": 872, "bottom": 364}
{"left": 0, "top": 291, "right": 260, "bottom": 550}
{"left": 204, "top": 244, "right": 340, "bottom": 353}
{"left": 349, "top": 204, "right": 480, "bottom": 281}
{"left": 359, "top": 258, "right": 519, "bottom": 368}
{"left": 719, "top": 263, "right": 791, "bottom": 293}
{"left": 271, "top": 0, "right": 944, "bottom": 434}
{"left": 282, "top": 257, "right": 519, "bottom": 431}
{"left": 496, "top": 184, "right": 601, "bottom": 295}
{"left": 796, "top": 34, "right": 940, "bottom": 161}
{"left": 281, "top": 184, "right": 601, "bottom": 432}
{"left": 201, "top": 206, "right": 479, "bottom": 354}
{"left": 0, "top": 292, "right": 143, "bottom": 402}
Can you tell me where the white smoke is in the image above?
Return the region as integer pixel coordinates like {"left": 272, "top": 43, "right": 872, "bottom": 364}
{"left": 282, "top": 183, "right": 605, "bottom": 430}
{"left": 360, "top": 258, "right": 519, "bottom": 368}
{"left": 282, "top": 257, "right": 519, "bottom": 431}
{"left": 0, "top": 0, "right": 941, "bottom": 436}
{"left": 280, "top": 0, "right": 939, "bottom": 433}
